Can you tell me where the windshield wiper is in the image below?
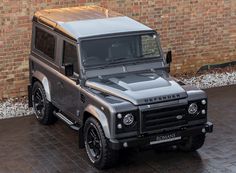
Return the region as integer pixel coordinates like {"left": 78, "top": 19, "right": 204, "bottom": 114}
{"left": 138, "top": 52, "right": 156, "bottom": 58}
{"left": 108, "top": 57, "right": 128, "bottom": 63}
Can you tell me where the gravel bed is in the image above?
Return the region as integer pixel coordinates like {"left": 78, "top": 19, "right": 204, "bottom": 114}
{"left": 177, "top": 71, "right": 236, "bottom": 89}
{"left": 0, "top": 70, "right": 236, "bottom": 119}
{"left": 0, "top": 98, "right": 33, "bottom": 119}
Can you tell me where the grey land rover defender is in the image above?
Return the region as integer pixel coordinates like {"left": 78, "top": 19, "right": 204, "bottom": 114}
{"left": 28, "top": 6, "right": 213, "bottom": 169}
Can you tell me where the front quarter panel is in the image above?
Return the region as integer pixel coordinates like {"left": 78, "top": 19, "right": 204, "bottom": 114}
{"left": 84, "top": 104, "right": 111, "bottom": 138}
{"left": 80, "top": 88, "right": 117, "bottom": 139}
{"left": 182, "top": 85, "right": 207, "bottom": 100}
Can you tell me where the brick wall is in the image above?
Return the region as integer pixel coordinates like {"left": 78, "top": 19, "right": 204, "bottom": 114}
{"left": 0, "top": 0, "right": 236, "bottom": 98}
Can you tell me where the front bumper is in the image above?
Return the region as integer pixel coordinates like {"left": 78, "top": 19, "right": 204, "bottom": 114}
{"left": 109, "top": 121, "right": 213, "bottom": 150}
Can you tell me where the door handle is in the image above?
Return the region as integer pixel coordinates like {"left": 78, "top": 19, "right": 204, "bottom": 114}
{"left": 57, "top": 81, "right": 64, "bottom": 88}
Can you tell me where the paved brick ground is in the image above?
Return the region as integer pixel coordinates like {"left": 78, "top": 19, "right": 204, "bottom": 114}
{"left": 0, "top": 85, "right": 235, "bottom": 173}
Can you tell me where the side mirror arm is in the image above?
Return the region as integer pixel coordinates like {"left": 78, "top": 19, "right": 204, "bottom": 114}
{"left": 76, "top": 78, "right": 86, "bottom": 86}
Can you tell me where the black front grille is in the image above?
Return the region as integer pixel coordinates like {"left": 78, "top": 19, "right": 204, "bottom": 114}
{"left": 141, "top": 105, "right": 187, "bottom": 133}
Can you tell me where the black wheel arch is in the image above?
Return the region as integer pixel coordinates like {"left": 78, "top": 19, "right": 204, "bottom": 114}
{"left": 79, "top": 110, "right": 111, "bottom": 149}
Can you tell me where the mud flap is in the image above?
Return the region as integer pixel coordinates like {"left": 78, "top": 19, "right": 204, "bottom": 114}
{"left": 28, "top": 85, "right": 33, "bottom": 108}
{"left": 78, "top": 127, "right": 85, "bottom": 148}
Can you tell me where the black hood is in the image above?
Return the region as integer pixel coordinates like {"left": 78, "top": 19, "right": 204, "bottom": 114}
{"left": 86, "top": 71, "right": 187, "bottom": 105}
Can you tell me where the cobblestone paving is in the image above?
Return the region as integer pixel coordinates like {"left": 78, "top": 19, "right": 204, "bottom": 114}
{"left": 0, "top": 85, "right": 235, "bottom": 173}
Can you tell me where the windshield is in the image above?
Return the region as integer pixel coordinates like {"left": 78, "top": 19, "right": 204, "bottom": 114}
{"left": 81, "top": 33, "right": 161, "bottom": 68}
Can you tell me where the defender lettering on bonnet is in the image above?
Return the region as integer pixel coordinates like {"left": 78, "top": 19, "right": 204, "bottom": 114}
{"left": 28, "top": 6, "right": 213, "bottom": 169}
{"left": 144, "top": 94, "right": 181, "bottom": 103}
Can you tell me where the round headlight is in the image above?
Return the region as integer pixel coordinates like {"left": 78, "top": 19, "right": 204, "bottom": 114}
{"left": 188, "top": 103, "right": 198, "bottom": 115}
{"left": 123, "top": 113, "right": 134, "bottom": 126}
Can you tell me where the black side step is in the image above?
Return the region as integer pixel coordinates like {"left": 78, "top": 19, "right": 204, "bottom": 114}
{"left": 53, "top": 111, "right": 80, "bottom": 131}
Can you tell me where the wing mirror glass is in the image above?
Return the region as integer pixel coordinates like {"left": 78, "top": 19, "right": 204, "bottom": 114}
{"left": 64, "top": 63, "right": 74, "bottom": 77}
{"left": 166, "top": 51, "right": 172, "bottom": 64}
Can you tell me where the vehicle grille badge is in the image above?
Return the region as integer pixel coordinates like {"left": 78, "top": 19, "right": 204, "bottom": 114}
{"left": 176, "top": 115, "right": 183, "bottom": 120}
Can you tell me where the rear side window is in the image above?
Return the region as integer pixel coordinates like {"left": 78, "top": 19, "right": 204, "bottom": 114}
{"left": 35, "top": 27, "right": 56, "bottom": 60}
{"left": 63, "top": 41, "right": 78, "bottom": 74}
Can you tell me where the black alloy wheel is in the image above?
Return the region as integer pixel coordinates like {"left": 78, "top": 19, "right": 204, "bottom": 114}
{"left": 32, "top": 81, "right": 57, "bottom": 125}
{"left": 84, "top": 117, "right": 119, "bottom": 169}
{"left": 85, "top": 123, "right": 102, "bottom": 162}
{"left": 33, "top": 87, "right": 45, "bottom": 120}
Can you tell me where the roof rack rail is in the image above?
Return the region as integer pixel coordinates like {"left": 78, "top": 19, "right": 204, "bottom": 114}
{"left": 37, "top": 15, "right": 58, "bottom": 30}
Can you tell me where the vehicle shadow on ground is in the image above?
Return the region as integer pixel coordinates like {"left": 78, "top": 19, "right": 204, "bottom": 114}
{"left": 102, "top": 147, "right": 204, "bottom": 173}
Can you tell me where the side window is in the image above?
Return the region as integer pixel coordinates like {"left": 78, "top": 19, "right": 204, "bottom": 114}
{"left": 63, "top": 41, "right": 78, "bottom": 74}
{"left": 35, "top": 27, "right": 56, "bottom": 60}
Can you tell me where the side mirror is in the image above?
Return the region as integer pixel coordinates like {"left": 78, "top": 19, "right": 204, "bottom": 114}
{"left": 64, "top": 63, "right": 74, "bottom": 77}
{"left": 166, "top": 51, "right": 172, "bottom": 64}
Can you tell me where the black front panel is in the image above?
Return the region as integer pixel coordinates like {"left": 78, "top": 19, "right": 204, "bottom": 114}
{"left": 188, "top": 100, "right": 208, "bottom": 120}
{"left": 140, "top": 105, "right": 187, "bottom": 133}
{"left": 115, "top": 111, "right": 139, "bottom": 134}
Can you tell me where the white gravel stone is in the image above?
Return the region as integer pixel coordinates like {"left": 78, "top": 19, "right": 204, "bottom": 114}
{"left": 0, "top": 98, "right": 33, "bottom": 119}
{"left": 178, "top": 71, "right": 236, "bottom": 89}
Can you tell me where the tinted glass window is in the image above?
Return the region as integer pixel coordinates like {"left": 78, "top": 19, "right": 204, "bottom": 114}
{"left": 63, "top": 41, "right": 78, "bottom": 74}
{"left": 81, "top": 34, "right": 160, "bottom": 68}
{"left": 35, "top": 27, "right": 55, "bottom": 60}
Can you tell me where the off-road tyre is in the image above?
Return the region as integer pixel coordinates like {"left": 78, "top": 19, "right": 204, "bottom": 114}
{"left": 32, "top": 81, "right": 57, "bottom": 125}
{"left": 179, "top": 134, "right": 205, "bottom": 152}
{"left": 84, "top": 117, "right": 119, "bottom": 169}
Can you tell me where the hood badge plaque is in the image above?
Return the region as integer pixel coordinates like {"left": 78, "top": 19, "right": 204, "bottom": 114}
{"left": 144, "top": 94, "right": 181, "bottom": 104}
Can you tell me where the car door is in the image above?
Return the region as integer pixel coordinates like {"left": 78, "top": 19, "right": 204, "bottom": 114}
{"left": 55, "top": 39, "right": 81, "bottom": 119}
